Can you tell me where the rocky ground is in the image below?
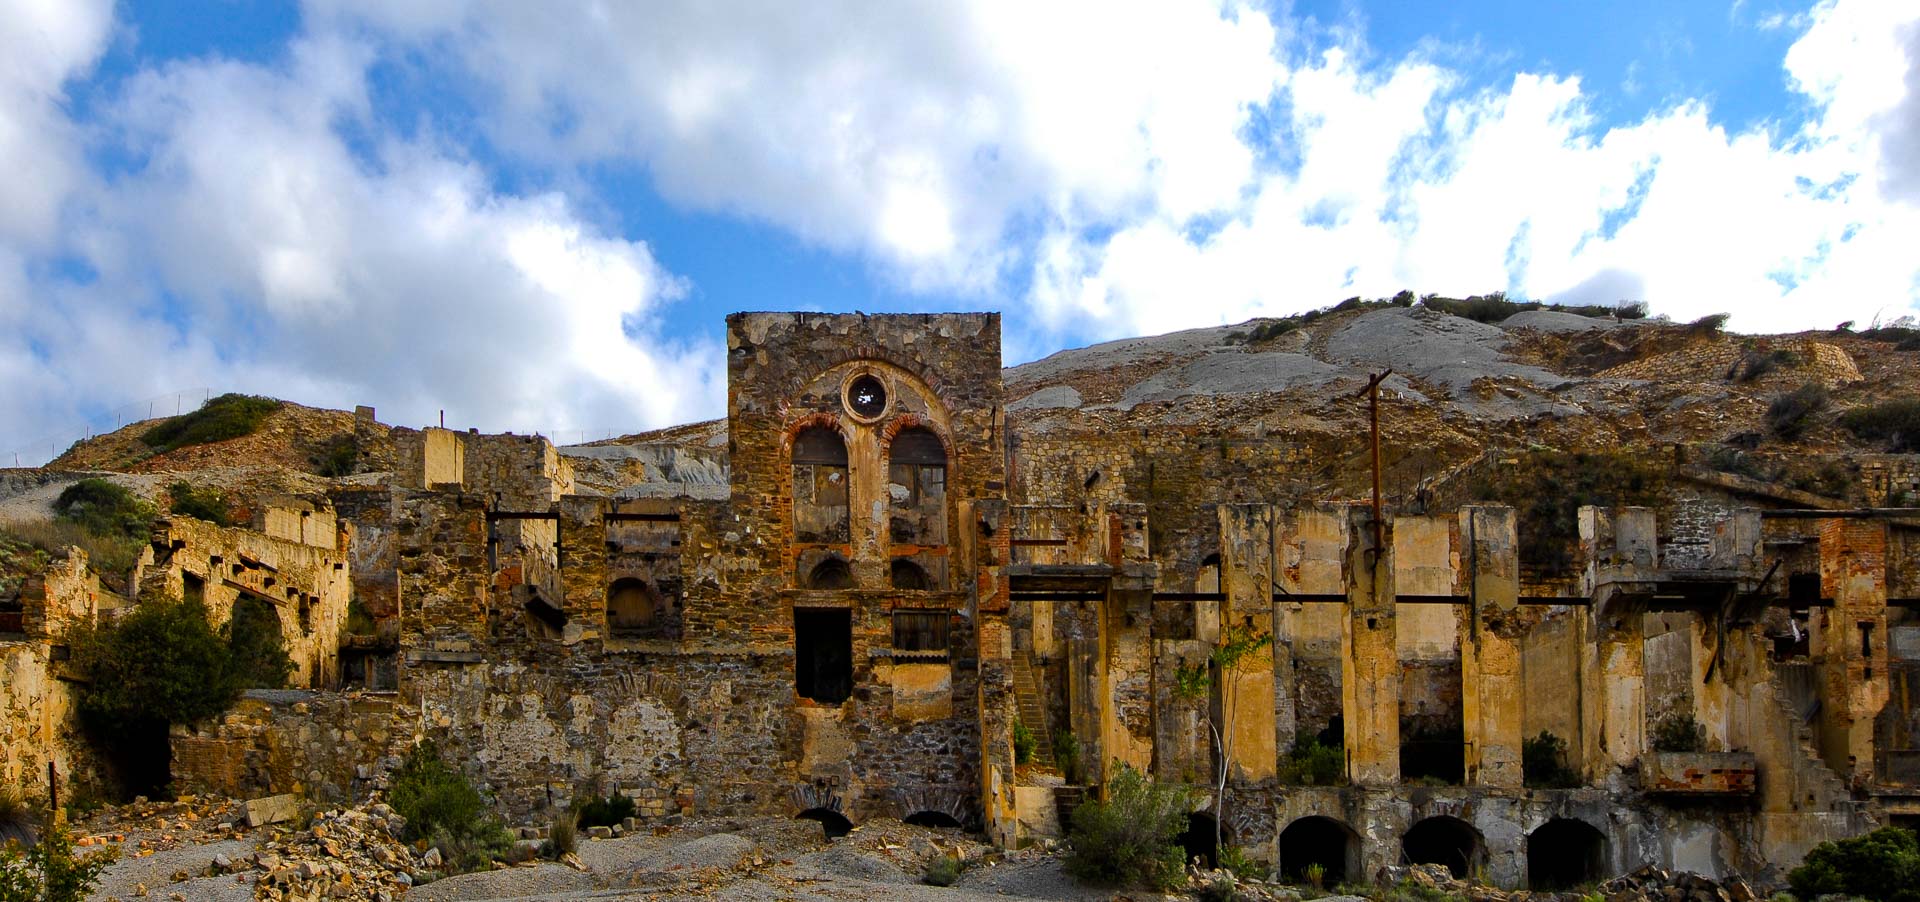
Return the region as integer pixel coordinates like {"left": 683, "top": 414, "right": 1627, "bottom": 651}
{"left": 58, "top": 797, "right": 1766, "bottom": 902}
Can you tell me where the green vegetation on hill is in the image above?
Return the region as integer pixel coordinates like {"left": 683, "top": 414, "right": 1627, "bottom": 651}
{"left": 167, "top": 481, "right": 230, "bottom": 526}
{"left": 1841, "top": 399, "right": 1920, "bottom": 452}
{"left": 1228, "top": 291, "right": 1647, "bottom": 344}
{"left": 140, "top": 393, "right": 280, "bottom": 454}
{"left": 1463, "top": 448, "right": 1669, "bottom": 572}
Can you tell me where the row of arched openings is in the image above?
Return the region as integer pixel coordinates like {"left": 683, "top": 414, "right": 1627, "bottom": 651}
{"left": 793, "top": 423, "right": 947, "bottom": 588}
{"left": 1270, "top": 814, "right": 1606, "bottom": 890}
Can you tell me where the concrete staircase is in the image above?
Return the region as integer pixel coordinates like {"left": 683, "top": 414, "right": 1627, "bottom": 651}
{"left": 1764, "top": 661, "right": 1861, "bottom": 815}
{"left": 1011, "top": 651, "right": 1055, "bottom": 767}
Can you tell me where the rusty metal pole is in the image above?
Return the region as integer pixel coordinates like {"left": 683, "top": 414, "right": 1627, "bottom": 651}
{"left": 1358, "top": 370, "right": 1392, "bottom": 551}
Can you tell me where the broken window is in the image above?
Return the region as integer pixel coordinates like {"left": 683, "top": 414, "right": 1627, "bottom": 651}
{"left": 888, "top": 427, "right": 947, "bottom": 548}
{"left": 892, "top": 609, "right": 949, "bottom": 653}
{"left": 807, "top": 557, "right": 854, "bottom": 590}
{"left": 792, "top": 426, "right": 850, "bottom": 544}
{"left": 608, "top": 578, "right": 659, "bottom": 634}
{"left": 794, "top": 608, "right": 853, "bottom": 703}
{"left": 890, "top": 558, "right": 930, "bottom": 590}
{"left": 845, "top": 374, "right": 888, "bottom": 419}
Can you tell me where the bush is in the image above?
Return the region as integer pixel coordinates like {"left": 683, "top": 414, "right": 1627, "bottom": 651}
{"left": 1218, "top": 844, "right": 1266, "bottom": 881}
{"left": 1787, "top": 826, "right": 1920, "bottom": 902}
{"left": 1522, "top": 731, "right": 1580, "bottom": 788}
{"left": 226, "top": 598, "right": 295, "bottom": 690}
{"left": 1196, "top": 873, "right": 1244, "bottom": 902}
{"left": 0, "top": 520, "right": 139, "bottom": 584}
{"left": 52, "top": 479, "right": 151, "bottom": 543}
{"left": 1052, "top": 730, "right": 1083, "bottom": 784}
{"left": 1841, "top": 400, "right": 1920, "bottom": 452}
{"left": 167, "top": 481, "right": 229, "bottom": 527}
{"left": 922, "top": 854, "right": 964, "bottom": 887}
{"left": 574, "top": 792, "right": 636, "bottom": 829}
{"left": 540, "top": 810, "right": 577, "bottom": 860}
{"left": 388, "top": 743, "right": 512, "bottom": 875}
{"left": 1012, "top": 722, "right": 1037, "bottom": 766}
{"left": 140, "top": 393, "right": 280, "bottom": 454}
{"left": 1686, "top": 313, "right": 1731, "bottom": 336}
{"left": 70, "top": 594, "right": 254, "bottom": 731}
{"left": 1279, "top": 735, "right": 1345, "bottom": 785}
{"left": 0, "top": 820, "right": 118, "bottom": 902}
{"left": 311, "top": 434, "right": 360, "bottom": 478}
{"left": 1767, "top": 383, "right": 1829, "bottom": 440}
{"left": 1651, "top": 713, "right": 1705, "bottom": 753}
{"left": 1065, "top": 763, "right": 1192, "bottom": 890}
{"left": 1727, "top": 348, "right": 1800, "bottom": 383}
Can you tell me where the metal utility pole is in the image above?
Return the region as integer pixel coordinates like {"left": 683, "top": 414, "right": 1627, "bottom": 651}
{"left": 1358, "top": 370, "right": 1393, "bottom": 550}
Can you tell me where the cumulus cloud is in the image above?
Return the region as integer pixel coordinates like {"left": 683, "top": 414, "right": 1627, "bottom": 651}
{"left": 1, "top": 17, "right": 719, "bottom": 459}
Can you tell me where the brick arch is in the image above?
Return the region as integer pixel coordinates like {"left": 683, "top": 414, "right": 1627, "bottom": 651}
{"left": 878, "top": 414, "right": 953, "bottom": 464}
{"left": 781, "top": 411, "right": 849, "bottom": 452}
{"left": 799, "top": 359, "right": 956, "bottom": 435}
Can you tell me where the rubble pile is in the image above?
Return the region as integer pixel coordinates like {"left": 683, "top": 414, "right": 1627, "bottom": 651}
{"left": 1595, "top": 865, "right": 1759, "bottom": 902}
{"left": 226, "top": 804, "right": 422, "bottom": 902}
{"left": 76, "top": 795, "right": 251, "bottom": 854}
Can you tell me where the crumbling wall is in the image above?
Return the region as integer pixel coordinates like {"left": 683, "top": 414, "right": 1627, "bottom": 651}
{"left": 172, "top": 690, "right": 407, "bottom": 804}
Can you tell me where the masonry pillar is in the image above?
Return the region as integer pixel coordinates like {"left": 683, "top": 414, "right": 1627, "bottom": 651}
{"left": 1816, "top": 517, "right": 1890, "bottom": 785}
{"left": 1221, "top": 505, "right": 1278, "bottom": 783}
{"left": 1461, "top": 505, "right": 1523, "bottom": 787}
{"left": 971, "top": 499, "right": 1021, "bottom": 846}
{"left": 1580, "top": 506, "right": 1657, "bottom": 773}
{"left": 1343, "top": 504, "right": 1399, "bottom": 784}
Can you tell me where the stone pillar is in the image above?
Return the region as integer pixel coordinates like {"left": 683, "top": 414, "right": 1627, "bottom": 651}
{"left": 1816, "top": 517, "right": 1889, "bottom": 785}
{"left": 1221, "top": 505, "right": 1278, "bottom": 782}
{"left": 1344, "top": 505, "right": 1399, "bottom": 784}
{"left": 1461, "top": 506, "right": 1523, "bottom": 787}
{"left": 1579, "top": 507, "right": 1656, "bottom": 774}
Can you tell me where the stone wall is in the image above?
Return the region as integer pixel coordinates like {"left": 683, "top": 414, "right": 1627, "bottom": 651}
{"left": 172, "top": 690, "right": 409, "bottom": 805}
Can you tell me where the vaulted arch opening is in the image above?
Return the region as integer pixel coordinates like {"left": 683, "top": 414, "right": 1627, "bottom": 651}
{"left": 792, "top": 426, "right": 849, "bottom": 545}
{"left": 1403, "top": 815, "right": 1484, "bottom": 879}
{"left": 890, "top": 558, "right": 930, "bottom": 590}
{"left": 1527, "top": 818, "right": 1608, "bottom": 890}
{"left": 1181, "top": 812, "right": 1219, "bottom": 869}
{"left": 904, "top": 810, "right": 962, "bottom": 829}
{"left": 888, "top": 427, "right": 947, "bottom": 547}
{"left": 806, "top": 557, "right": 854, "bottom": 590}
{"left": 796, "top": 807, "right": 853, "bottom": 839}
{"left": 607, "top": 578, "right": 659, "bottom": 634}
{"left": 1281, "top": 816, "right": 1360, "bottom": 885}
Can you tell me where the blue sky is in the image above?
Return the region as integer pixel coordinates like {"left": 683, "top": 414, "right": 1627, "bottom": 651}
{"left": 2, "top": 0, "right": 1917, "bottom": 462}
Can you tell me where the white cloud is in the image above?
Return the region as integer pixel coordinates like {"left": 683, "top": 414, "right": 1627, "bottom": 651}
{"left": 0, "top": 0, "right": 111, "bottom": 246}
{"left": 0, "top": 27, "right": 721, "bottom": 457}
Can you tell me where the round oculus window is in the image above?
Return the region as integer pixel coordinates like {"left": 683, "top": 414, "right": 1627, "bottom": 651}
{"left": 846, "top": 374, "right": 888, "bottom": 419}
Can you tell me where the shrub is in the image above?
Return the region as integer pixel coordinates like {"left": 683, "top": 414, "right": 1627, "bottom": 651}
{"left": 1787, "top": 826, "right": 1920, "bottom": 902}
{"left": 574, "top": 792, "right": 636, "bottom": 829}
{"left": 1767, "top": 383, "right": 1829, "bottom": 440}
{"left": 0, "top": 520, "right": 139, "bottom": 579}
{"left": 311, "top": 434, "right": 360, "bottom": 478}
{"left": 1012, "top": 722, "right": 1036, "bottom": 766}
{"left": 1196, "top": 874, "right": 1244, "bottom": 902}
{"left": 1280, "top": 735, "right": 1345, "bottom": 785}
{"left": 52, "top": 479, "right": 152, "bottom": 543}
{"left": 70, "top": 594, "right": 253, "bottom": 731}
{"left": 226, "top": 598, "right": 295, "bottom": 690}
{"left": 540, "top": 809, "right": 577, "bottom": 860}
{"left": 922, "top": 854, "right": 964, "bottom": 887}
{"left": 167, "top": 481, "right": 229, "bottom": 527}
{"left": 140, "top": 393, "right": 280, "bottom": 454}
{"left": 1065, "top": 763, "right": 1192, "bottom": 890}
{"left": 1218, "top": 844, "right": 1266, "bottom": 881}
{"left": 1686, "top": 313, "right": 1731, "bottom": 336}
{"left": 388, "top": 743, "right": 512, "bottom": 875}
{"left": 1052, "top": 730, "right": 1083, "bottom": 784}
{"left": 1650, "top": 713, "right": 1705, "bottom": 752}
{"left": 1841, "top": 399, "right": 1920, "bottom": 452}
{"left": 1727, "top": 348, "right": 1799, "bottom": 383}
{"left": 1522, "top": 731, "right": 1580, "bottom": 788}
{"left": 0, "top": 820, "right": 118, "bottom": 902}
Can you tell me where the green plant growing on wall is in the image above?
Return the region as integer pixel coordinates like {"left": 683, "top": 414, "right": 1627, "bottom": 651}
{"left": 1278, "top": 735, "right": 1345, "bottom": 785}
{"left": 1521, "top": 731, "right": 1580, "bottom": 788}
{"left": 1052, "top": 730, "right": 1082, "bottom": 784}
{"left": 167, "top": 481, "right": 230, "bottom": 526}
{"left": 1174, "top": 623, "right": 1274, "bottom": 857}
{"left": 1650, "top": 713, "right": 1705, "bottom": 753}
{"left": 1011, "top": 721, "right": 1037, "bottom": 765}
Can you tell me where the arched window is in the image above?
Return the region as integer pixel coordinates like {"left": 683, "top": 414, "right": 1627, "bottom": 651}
{"left": 807, "top": 557, "right": 854, "bottom": 590}
{"left": 890, "top": 558, "right": 930, "bottom": 590}
{"left": 792, "top": 426, "right": 850, "bottom": 544}
{"left": 608, "top": 578, "right": 659, "bottom": 634}
{"left": 888, "top": 427, "right": 947, "bottom": 547}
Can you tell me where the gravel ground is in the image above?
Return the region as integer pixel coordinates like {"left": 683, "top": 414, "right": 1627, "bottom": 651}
{"left": 89, "top": 837, "right": 257, "bottom": 902}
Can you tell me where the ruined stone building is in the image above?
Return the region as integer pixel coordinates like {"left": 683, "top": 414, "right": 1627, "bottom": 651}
{"left": 3, "top": 309, "right": 1918, "bottom": 889}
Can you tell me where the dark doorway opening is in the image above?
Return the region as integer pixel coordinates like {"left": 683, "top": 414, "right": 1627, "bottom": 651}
{"left": 797, "top": 807, "right": 853, "bottom": 839}
{"left": 1400, "top": 723, "right": 1466, "bottom": 784}
{"left": 1180, "top": 812, "right": 1219, "bottom": 869}
{"left": 794, "top": 608, "right": 853, "bottom": 703}
{"left": 1527, "top": 818, "right": 1608, "bottom": 890}
{"left": 1403, "top": 815, "right": 1483, "bottom": 879}
{"left": 1281, "top": 816, "right": 1359, "bottom": 885}
{"left": 905, "top": 810, "right": 962, "bottom": 829}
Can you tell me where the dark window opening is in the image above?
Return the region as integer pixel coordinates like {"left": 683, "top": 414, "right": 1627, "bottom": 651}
{"left": 1860, "top": 621, "right": 1875, "bottom": 658}
{"left": 1788, "top": 572, "right": 1821, "bottom": 602}
{"left": 795, "top": 608, "right": 853, "bottom": 704}
{"left": 1400, "top": 722, "right": 1466, "bottom": 784}
{"left": 1281, "top": 816, "right": 1360, "bottom": 885}
{"left": 1527, "top": 818, "right": 1607, "bottom": 890}
{"left": 183, "top": 572, "right": 205, "bottom": 606}
{"left": 846, "top": 374, "right": 888, "bottom": 419}
{"left": 893, "top": 609, "right": 950, "bottom": 653}
{"left": 888, "top": 427, "right": 948, "bottom": 546}
{"left": 296, "top": 596, "right": 312, "bottom": 634}
{"left": 608, "top": 578, "right": 660, "bottom": 634}
{"left": 793, "top": 426, "right": 850, "bottom": 544}
{"left": 891, "top": 559, "right": 930, "bottom": 590}
{"left": 904, "top": 810, "right": 962, "bottom": 829}
{"left": 807, "top": 557, "right": 855, "bottom": 590}
{"left": 797, "top": 807, "right": 853, "bottom": 839}
{"left": 341, "top": 648, "right": 398, "bottom": 691}
{"left": 1403, "top": 816, "right": 1484, "bottom": 879}
{"left": 1180, "top": 812, "right": 1218, "bottom": 869}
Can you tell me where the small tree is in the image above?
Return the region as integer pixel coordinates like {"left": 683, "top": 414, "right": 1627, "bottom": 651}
{"left": 1066, "top": 763, "right": 1193, "bottom": 890}
{"left": 0, "top": 820, "right": 118, "bottom": 902}
{"left": 1174, "top": 623, "right": 1273, "bottom": 856}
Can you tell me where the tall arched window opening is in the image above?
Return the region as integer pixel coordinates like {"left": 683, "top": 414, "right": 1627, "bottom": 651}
{"left": 887, "top": 427, "right": 947, "bottom": 548}
{"left": 793, "top": 426, "right": 850, "bottom": 545}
